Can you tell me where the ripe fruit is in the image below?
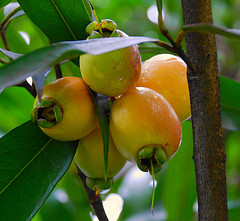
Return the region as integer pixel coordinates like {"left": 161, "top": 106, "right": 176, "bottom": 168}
{"left": 31, "top": 77, "right": 97, "bottom": 141}
{"left": 74, "top": 126, "right": 127, "bottom": 190}
{"left": 80, "top": 20, "right": 141, "bottom": 97}
{"left": 110, "top": 87, "right": 182, "bottom": 174}
{"left": 136, "top": 54, "right": 191, "bottom": 122}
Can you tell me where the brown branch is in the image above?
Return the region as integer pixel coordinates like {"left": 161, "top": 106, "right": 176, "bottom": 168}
{"left": 0, "top": 25, "right": 10, "bottom": 52}
{"left": 77, "top": 167, "right": 109, "bottom": 221}
{"left": 181, "top": 0, "right": 228, "bottom": 220}
{"left": 17, "top": 80, "right": 36, "bottom": 97}
{"left": 53, "top": 64, "right": 63, "bottom": 79}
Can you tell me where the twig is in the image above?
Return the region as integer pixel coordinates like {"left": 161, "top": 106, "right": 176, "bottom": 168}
{"left": 77, "top": 166, "right": 109, "bottom": 221}
{"left": 53, "top": 64, "right": 63, "bottom": 79}
{"left": 17, "top": 80, "right": 36, "bottom": 97}
{"left": 0, "top": 25, "right": 10, "bottom": 51}
{"left": 0, "top": 57, "right": 7, "bottom": 64}
{"left": 0, "top": 6, "right": 22, "bottom": 28}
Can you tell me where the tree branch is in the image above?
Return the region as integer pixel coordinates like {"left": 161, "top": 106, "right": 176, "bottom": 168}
{"left": 180, "top": 0, "right": 228, "bottom": 220}
{"left": 77, "top": 167, "right": 109, "bottom": 221}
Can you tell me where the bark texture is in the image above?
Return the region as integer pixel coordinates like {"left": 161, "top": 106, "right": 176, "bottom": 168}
{"left": 180, "top": 0, "right": 228, "bottom": 220}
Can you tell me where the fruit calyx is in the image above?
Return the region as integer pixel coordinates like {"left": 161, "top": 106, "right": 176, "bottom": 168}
{"left": 31, "top": 98, "right": 63, "bottom": 128}
{"left": 137, "top": 145, "right": 167, "bottom": 174}
{"left": 86, "top": 19, "right": 121, "bottom": 39}
{"left": 86, "top": 177, "right": 113, "bottom": 191}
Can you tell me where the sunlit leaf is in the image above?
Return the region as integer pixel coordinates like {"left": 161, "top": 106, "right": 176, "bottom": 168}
{"left": 17, "top": 0, "right": 91, "bottom": 42}
{"left": 220, "top": 76, "right": 240, "bottom": 131}
{"left": 0, "top": 36, "right": 158, "bottom": 89}
{"left": 0, "top": 121, "right": 78, "bottom": 221}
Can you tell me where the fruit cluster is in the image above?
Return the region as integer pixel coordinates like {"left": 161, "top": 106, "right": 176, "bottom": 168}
{"left": 31, "top": 20, "right": 190, "bottom": 191}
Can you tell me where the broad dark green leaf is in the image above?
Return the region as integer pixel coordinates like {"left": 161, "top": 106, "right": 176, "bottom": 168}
{"left": 162, "top": 121, "right": 196, "bottom": 221}
{"left": 89, "top": 89, "right": 110, "bottom": 178}
{"left": 183, "top": 23, "right": 240, "bottom": 40}
{"left": 0, "top": 0, "right": 11, "bottom": 9}
{"left": 220, "top": 76, "right": 240, "bottom": 131}
{"left": 0, "top": 36, "right": 158, "bottom": 89}
{"left": 0, "top": 48, "right": 50, "bottom": 102}
{"left": 0, "top": 121, "right": 78, "bottom": 221}
{"left": 17, "top": 0, "right": 91, "bottom": 42}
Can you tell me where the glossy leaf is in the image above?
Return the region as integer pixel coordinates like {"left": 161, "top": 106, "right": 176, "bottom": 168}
{"left": 0, "top": 36, "right": 158, "bottom": 89}
{"left": 220, "top": 76, "right": 240, "bottom": 131}
{"left": 183, "top": 23, "right": 240, "bottom": 39}
{"left": 0, "top": 121, "right": 78, "bottom": 221}
{"left": 89, "top": 89, "right": 110, "bottom": 178}
{"left": 17, "top": 0, "right": 91, "bottom": 42}
{"left": 0, "top": 48, "right": 21, "bottom": 59}
{"left": 162, "top": 121, "right": 196, "bottom": 221}
{"left": 0, "top": 0, "right": 11, "bottom": 9}
{"left": 0, "top": 48, "right": 50, "bottom": 101}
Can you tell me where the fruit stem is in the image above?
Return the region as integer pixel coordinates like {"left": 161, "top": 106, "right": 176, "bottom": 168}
{"left": 86, "top": 0, "right": 103, "bottom": 36}
{"left": 150, "top": 159, "right": 155, "bottom": 216}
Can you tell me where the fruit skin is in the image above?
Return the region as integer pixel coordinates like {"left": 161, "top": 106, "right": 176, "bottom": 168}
{"left": 136, "top": 54, "right": 191, "bottom": 122}
{"left": 74, "top": 126, "right": 127, "bottom": 189}
{"left": 80, "top": 45, "right": 141, "bottom": 97}
{"left": 110, "top": 87, "right": 182, "bottom": 167}
{"left": 80, "top": 19, "right": 141, "bottom": 97}
{"left": 32, "top": 77, "right": 97, "bottom": 141}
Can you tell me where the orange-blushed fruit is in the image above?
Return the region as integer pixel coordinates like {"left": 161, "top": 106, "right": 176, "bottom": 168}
{"left": 74, "top": 126, "right": 127, "bottom": 190}
{"left": 136, "top": 54, "right": 191, "bottom": 122}
{"left": 110, "top": 87, "right": 182, "bottom": 174}
{"left": 31, "top": 76, "right": 97, "bottom": 141}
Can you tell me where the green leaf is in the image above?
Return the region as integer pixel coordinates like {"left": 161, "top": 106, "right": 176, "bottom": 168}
{"left": 89, "top": 89, "right": 110, "bottom": 179}
{"left": 220, "top": 76, "right": 240, "bottom": 131}
{"left": 183, "top": 23, "right": 240, "bottom": 40}
{"left": 17, "top": 0, "right": 91, "bottom": 42}
{"left": 0, "top": 36, "right": 158, "bottom": 89}
{"left": 0, "top": 48, "right": 22, "bottom": 60}
{"left": 162, "top": 121, "right": 196, "bottom": 221}
{"left": 0, "top": 86, "right": 34, "bottom": 133}
{"left": 0, "top": 121, "right": 78, "bottom": 221}
{"left": 0, "top": 48, "right": 50, "bottom": 102}
{"left": 0, "top": 0, "right": 11, "bottom": 9}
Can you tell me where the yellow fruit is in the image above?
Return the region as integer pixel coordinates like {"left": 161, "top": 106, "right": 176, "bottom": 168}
{"left": 75, "top": 126, "right": 127, "bottom": 190}
{"left": 110, "top": 87, "right": 182, "bottom": 173}
{"left": 31, "top": 77, "right": 97, "bottom": 141}
{"left": 80, "top": 46, "right": 141, "bottom": 97}
{"left": 136, "top": 54, "right": 191, "bottom": 122}
{"left": 80, "top": 19, "right": 141, "bottom": 97}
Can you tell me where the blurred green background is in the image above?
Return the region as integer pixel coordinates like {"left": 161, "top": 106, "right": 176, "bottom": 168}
{"left": 0, "top": 0, "right": 240, "bottom": 220}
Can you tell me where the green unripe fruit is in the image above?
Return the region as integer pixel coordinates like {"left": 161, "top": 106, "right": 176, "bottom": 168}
{"left": 74, "top": 126, "right": 127, "bottom": 190}
{"left": 80, "top": 19, "right": 141, "bottom": 97}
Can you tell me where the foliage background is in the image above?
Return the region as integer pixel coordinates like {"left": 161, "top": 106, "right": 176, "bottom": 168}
{"left": 0, "top": 0, "right": 239, "bottom": 220}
